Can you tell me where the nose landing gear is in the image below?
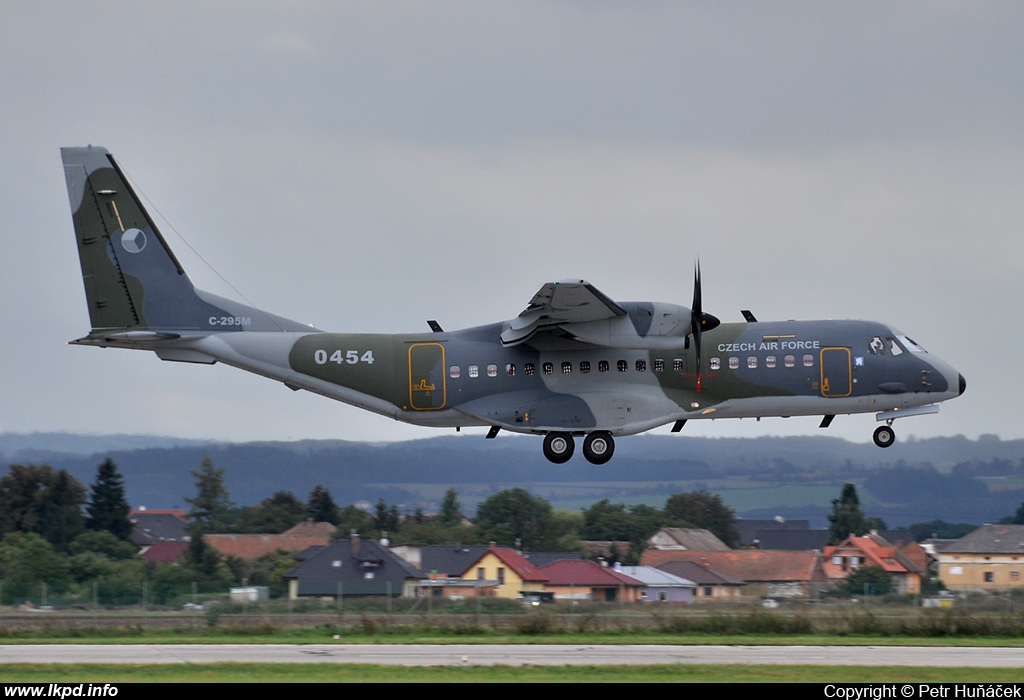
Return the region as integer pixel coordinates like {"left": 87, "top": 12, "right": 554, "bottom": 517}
{"left": 873, "top": 424, "right": 895, "bottom": 448}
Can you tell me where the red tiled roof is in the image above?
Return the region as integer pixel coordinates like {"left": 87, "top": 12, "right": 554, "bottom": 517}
{"left": 640, "top": 549, "right": 825, "bottom": 583}
{"left": 205, "top": 534, "right": 332, "bottom": 560}
{"left": 461, "top": 544, "right": 548, "bottom": 582}
{"left": 139, "top": 541, "right": 189, "bottom": 563}
{"left": 823, "top": 535, "right": 921, "bottom": 575}
{"left": 282, "top": 521, "right": 338, "bottom": 538}
{"left": 539, "top": 559, "right": 643, "bottom": 587}
{"left": 130, "top": 509, "right": 186, "bottom": 520}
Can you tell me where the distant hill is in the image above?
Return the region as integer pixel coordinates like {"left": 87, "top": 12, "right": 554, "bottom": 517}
{"left": 3, "top": 432, "right": 1022, "bottom": 528}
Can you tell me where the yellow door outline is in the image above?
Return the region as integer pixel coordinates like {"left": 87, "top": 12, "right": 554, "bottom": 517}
{"left": 408, "top": 343, "right": 446, "bottom": 410}
{"left": 820, "top": 347, "right": 852, "bottom": 398}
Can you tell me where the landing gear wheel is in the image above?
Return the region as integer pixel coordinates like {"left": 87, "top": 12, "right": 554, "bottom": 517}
{"left": 543, "top": 432, "right": 575, "bottom": 464}
{"left": 583, "top": 432, "right": 615, "bottom": 465}
{"left": 873, "top": 425, "right": 895, "bottom": 448}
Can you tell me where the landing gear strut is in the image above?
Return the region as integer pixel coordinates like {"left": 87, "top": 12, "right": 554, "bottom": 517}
{"left": 542, "top": 432, "right": 574, "bottom": 463}
{"left": 873, "top": 424, "right": 895, "bottom": 448}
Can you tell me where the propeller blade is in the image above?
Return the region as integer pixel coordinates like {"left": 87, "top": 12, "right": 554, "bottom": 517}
{"left": 689, "top": 263, "right": 720, "bottom": 393}
{"left": 691, "top": 265, "right": 704, "bottom": 392}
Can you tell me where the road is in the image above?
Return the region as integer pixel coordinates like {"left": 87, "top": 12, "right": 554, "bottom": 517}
{"left": 2, "top": 644, "right": 1022, "bottom": 667}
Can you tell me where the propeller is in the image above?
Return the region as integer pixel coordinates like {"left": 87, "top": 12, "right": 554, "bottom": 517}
{"left": 690, "top": 263, "right": 720, "bottom": 392}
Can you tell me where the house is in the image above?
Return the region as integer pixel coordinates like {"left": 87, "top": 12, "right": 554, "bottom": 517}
{"left": 647, "top": 528, "right": 730, "bottom": 551}
{"left": 936, "top": 524, "right": 1024, "bottom": 591}
{"left": 754, "top": 529, "right": 831, "bottom": 551}
{"left": 823, "top": 533, "right": 923, "bottom": 595}
{"left": 455, "top": 543, "right": 548, "bottom": 599}
{"left": 537, "top": 559, "right": 645, "bottom": 603}
{"left": 641, "top": 549, "right": 828, "bottom": 598}
{"left": 392, "top": 543, "right": 489, "bottom": 574}
{"left": 735, "top": 519, "right": 812, "bottom": 547}
{"left": 615, "top": 565, "right": 697, "bottom": 603}
{"left": 205, "top": 528, "right": 334, "bottom": 561}
{"left": 283, "top": 534, "right": 424, "bottom": 599}
{"left": 138, "top": 540, "right": 189, "bottom": 563}
{"left": 653, "top": 560, "right": 745, "bottom": 601}
{"left": 129, "top": 508, "right": 188, "bottom": 546}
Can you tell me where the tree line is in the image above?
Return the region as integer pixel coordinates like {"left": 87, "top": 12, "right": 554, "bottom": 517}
{"left": 1, "top": 455, "right": 1007, "bottom": 604}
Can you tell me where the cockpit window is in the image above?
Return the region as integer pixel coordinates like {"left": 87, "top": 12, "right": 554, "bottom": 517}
{"left": 897, "top": 335, "right": 926, "bottom": 353}
{"left": 886, "top": 336, "right": 904, "bottom": 356}
{"left": 868, "top": 336, "right": 887, "bottom": 355}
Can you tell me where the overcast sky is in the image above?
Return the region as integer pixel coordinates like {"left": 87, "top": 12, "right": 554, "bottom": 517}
{"left": 2, "top": 2, "right": 1020, "bottom": 447}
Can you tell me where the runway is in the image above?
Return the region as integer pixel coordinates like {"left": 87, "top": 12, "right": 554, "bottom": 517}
{"left": 2, "top": 644, "right": 1023, "bottom": 667}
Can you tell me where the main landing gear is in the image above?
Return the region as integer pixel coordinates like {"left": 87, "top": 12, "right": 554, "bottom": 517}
{"left": 543, "top": 431, "right": 615, "bottom": 465}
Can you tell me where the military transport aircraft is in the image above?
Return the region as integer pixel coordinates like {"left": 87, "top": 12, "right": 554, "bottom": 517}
{"left": 61, "top": 146, "right": 966, "bottom": 465}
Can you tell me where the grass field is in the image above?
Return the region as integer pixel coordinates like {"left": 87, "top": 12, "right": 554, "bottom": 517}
{"left": 3, "top": 662, "right": 1024, "bottom": 683}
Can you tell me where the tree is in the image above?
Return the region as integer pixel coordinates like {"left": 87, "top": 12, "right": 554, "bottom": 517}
{"left": 306, "top": 485, "right": 340, "bottom": 525}
{"left": 236, "top": 491, "right": 307, "bottom": 533}
{"left": 184, "top": 522, "right": 222, "bottom": 579}
{"left": 0, "top": 465, "right": 87, "bottom": 552}
{"left": 373, "top": 498, "right": 400, "bottom": 535}
{"left": 828, "top": 483, "right": 868, "bottom": 545}
{"left": 0, "top": 532, "right": 71, "bottom": 592}
{"left": 86, "top": 458, "right": 133, "bottom": 541}
{"left": 334, "top": 504, "right": 374, "bottom": 538}
{"left": 185, "top": 457, "right": 234, "bottom": 534}
{"left": 843, "top": 564, "right": 894, "bottom": 596}
{"left": 475, "top": 488, "right": 563, "bottom": 551}
{"left": 439, "top": 487, "right": 462, "bottom": 527}
{"left": 1003, "top": 501, "right": 1024, "bottom": 525}
{"left": 663, "top": 491, "right": 739, "bottom": 547}
{"left": 37, "top": 469, "right": 87, "bottom": 552}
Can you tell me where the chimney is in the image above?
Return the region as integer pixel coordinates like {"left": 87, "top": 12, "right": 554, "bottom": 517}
{"left": 351, "top": 531, "right": 360, "bottom": 557}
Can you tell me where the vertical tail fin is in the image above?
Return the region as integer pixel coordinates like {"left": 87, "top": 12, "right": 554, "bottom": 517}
{"left": 62, "top": 146, "right": 210, "bottom": 335}
{"left": 61, "top": 146, "right": 311, "bottom": 342}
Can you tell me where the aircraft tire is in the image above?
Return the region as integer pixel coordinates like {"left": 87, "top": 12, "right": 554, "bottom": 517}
{"left": 543, "top": 432, "right": 575, "bottom": 464}
{"left": 873, "top": 425, "right": 895, "bottom": 448}
{"left": 583, "top": 432, "right": 615, "bottom": 465}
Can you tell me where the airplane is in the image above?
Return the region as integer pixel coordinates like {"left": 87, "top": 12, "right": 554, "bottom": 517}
{"left": 61, "top": 146, "right": 966, "bottom": 465}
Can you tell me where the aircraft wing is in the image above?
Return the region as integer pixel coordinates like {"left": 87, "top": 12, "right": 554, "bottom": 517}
{"left": 500, "top": 280, "right": 626, "bottom": 346}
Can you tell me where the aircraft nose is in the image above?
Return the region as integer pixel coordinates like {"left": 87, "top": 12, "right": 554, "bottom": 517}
{"left": 959, "top": 373, "right": 966, "bottom": 396}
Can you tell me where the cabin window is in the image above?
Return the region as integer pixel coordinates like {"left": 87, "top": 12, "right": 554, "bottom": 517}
{"left": 784, "top": 355, "right": 796, "bottom": 368}
{"left": 654, "top": 359, "right": 664, "bottom": 372}
{"left": 803, "top": 354, "right": 814, "bottom": 368}
{"left": 487, "top": 364, "right": 497, "bottom": 377}
{"left": 598, "top": 360, "right": 609, "bottom": 373}
{"left": 728, "top": 357, "right": 739, "bottom": 370}
{"left": 468, "top": 365, "right": 479, "bottom": 378}
{"left": 543, "top": 362, "right": 553, "bottom": 375}
{"left": 562, "top": 362, "right": 572, "bottom": 374}
{"left": 449, "top": 365, "right": 461, "bottom": 379}
{"left": 524, "top": 363, "right": 535, "bottom": 376}
{"left": 580, "top": 360, "right": 591, "bottom": 373}
{"left": 710, "top": 357, "right": 721, "bottom": 371}
{"left": 672, "top": 358, "right": 683, "bottom": 372}
{"left": 765, "top": 355, "right": 777, "bottom": 368}
{"left": 506, "top": 363, "right": 516, "bottom": 377}
{"left": 635, "top": 359, "right": 647, "bottom": 372}
{"left": 617, "top": 360, "right": 628, "bottom": 372}
{"left": 747, "top": 356, "right": 757, "bottom": 369}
